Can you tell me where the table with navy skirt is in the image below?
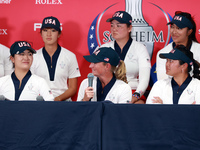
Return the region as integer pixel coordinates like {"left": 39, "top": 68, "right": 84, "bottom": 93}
{"left": 0, "top": 101, "right": 199, "bottom": 150}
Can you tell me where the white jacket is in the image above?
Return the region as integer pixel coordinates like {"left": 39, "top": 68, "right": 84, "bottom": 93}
{"left": 146, "top": 78, "right": 200, "bottom": 104}
{"left": 100, "top": 40, "right": 151, "bottom": 96}
{"left": 77, "top": 77, "right": 132, "bottom": 103}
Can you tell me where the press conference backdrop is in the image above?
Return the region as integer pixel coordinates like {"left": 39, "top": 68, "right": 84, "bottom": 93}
{"left": 1, "top": 0, "right": 200, "bottom": 100}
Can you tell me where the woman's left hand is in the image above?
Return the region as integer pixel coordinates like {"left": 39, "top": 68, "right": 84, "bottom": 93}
{"left": 134, "top": 100, "right": 145, "bottom": 104}
{"left": 152, "top": 96, "right": 163, "bottom": 104}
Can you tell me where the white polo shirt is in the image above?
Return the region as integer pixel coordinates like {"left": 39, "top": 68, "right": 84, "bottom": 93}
{"left": 100, "top": 40, "right": 151, "bottom": 96}
{"left": 31, "top": 46, "right": 81, "bottom": 100}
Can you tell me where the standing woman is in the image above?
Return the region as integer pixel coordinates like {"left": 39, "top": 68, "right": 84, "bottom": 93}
{"left": 0, "top": 41, "right": 54, "bottom": 101}
{"left": 156, "top": 11, "right": 200, "bottom": 80}
{"left": 100, "top": 11, "right": 151, "bottom": 104}
{"left": 31, "top": 16, "right": 81, "bottom": 101}
{"left": 146, "top": 45, "right": 200, "bottom": 104}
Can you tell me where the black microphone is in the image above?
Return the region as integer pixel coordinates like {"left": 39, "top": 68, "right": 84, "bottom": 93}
{"left": 87, "top": 73, "right": 94, "bottom": 87}
{"left": 36, "top": 95, "right": 44, "bottom": 101}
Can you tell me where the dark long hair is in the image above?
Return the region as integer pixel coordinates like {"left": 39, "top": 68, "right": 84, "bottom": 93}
{"left": 175, "top": 11, "right": 198, "bottom": 49}
{"left": 177, "top": 45, "right": 200, "bottom": 79}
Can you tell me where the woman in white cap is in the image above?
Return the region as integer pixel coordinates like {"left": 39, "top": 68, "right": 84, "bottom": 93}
{"left": 146, "top": 45, "right": 200, "bottom": 104}
{"left": 77, "top": 47, "right": 132, "bottom": 103}
{"left": 31, "top": 16, "right": 81, "bottom": 101}
{"left": 0, "top": 41, "right": 54, "bottom": 101}
{"left": 156, "top": 11, "right": 200, "bottom": 80}
{"left": 99, "top": 11, "right": 151, "bottom": 104}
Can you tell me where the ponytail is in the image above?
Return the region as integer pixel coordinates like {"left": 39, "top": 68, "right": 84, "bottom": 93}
{"left": 113, "top": 60, "right": 128, "bottom": 83}
{"left": 192, "top": 60, "right": 200, "bottom": 79}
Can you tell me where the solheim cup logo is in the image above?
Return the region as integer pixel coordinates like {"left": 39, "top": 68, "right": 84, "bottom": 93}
{"left": 126, "top": 0, "right": 154, "bottom": 58}
{"left": 87, "top": 0, "right": 173, "bottom": 85}
{"left": 87, "top": 0, "right": 172, "bottom": 59}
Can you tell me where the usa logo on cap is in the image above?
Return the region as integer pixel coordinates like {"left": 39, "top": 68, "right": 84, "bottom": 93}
{"left": 18, "top": 41, "right": 31, "bottom": 48}
{"left": 104, "top": 57, "right": 109, "bottom": 62}
{"left": 170, "top": 49, "right": 175, "bottom": 53}
{"left": 44, "top": 18, "right": 56, "bottom": 25}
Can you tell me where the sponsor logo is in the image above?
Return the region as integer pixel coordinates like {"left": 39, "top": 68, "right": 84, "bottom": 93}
{"left": 0, "top": 0, "right": 11, "bottom": 4}
{"left": 34, "top": 23, "right": 62, "bottom": 31}
{"left": 35, "top": 0, "right": 62, "bottom": 4}
{"left": 0, "top": 29, "right": 7, "bottom": 35}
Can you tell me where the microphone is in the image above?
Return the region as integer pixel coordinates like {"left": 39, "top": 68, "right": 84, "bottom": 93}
{"left": 36, "top": 95, "right": 44, "bottom": 101}
{"left": 0, "top": 95, "right": 9, "bottom": 101}
{"left": 0, "top": 95, "right": 6, "bottom": 101}
{"left": 87, "top": 73, "right": 94, "bottom": 101}
{"left": 87, "top": 73, "right": 94, "bottom": 87}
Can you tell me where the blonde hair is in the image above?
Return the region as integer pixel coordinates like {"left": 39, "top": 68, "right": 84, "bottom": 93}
{"left": 111, "top": 60, "right": 128, "bottom": 83}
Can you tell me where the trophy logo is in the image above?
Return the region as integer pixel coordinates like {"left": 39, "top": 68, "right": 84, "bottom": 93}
{"left": 126, "top": 0, "right": 154, "bottom": 58}
{"left": 87, "top": 0, "right": 172, "bottom": 85}
{"left": 87, "top": 0, "right": 171, "bottom": 58}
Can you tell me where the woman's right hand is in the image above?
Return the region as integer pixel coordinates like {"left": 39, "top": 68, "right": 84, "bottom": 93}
{"left": 82, "top": 87, "right": 94, "bottom": 101}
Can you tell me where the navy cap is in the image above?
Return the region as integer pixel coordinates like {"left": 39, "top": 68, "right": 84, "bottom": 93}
{"left": 106, "top": 11, "right": 132, "bottom": 25}
{"left": 10, "top": 41, "right": 36, "bottom": 56}
{"left": 167, "top": 14, "right": 193, "bottom": 29}
{"left": 41, "top": 16, "right": 61, "bottom": 31}
{"left": 84, "top": 47, "right": 120, "bottom": 66}
{"left": 159, "top": 48, "right": 193, "bottom": 66}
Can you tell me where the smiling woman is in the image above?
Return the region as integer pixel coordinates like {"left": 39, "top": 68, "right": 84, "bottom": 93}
{"left": 156, "top": 11, "right": 200, "bottom": 81}
{"left": 0, "top": 41, "right": 54, "bottom": 101}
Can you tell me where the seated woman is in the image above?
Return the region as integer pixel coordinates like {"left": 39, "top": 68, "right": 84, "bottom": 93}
{"left": 146, "top": 45, "right": 200, "bottom": 104}
{"left": 0, "top": 41, "right": 54, "bottom": 101}
{"left": 77, "top": 47, "right": 132, "bottom": 103}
